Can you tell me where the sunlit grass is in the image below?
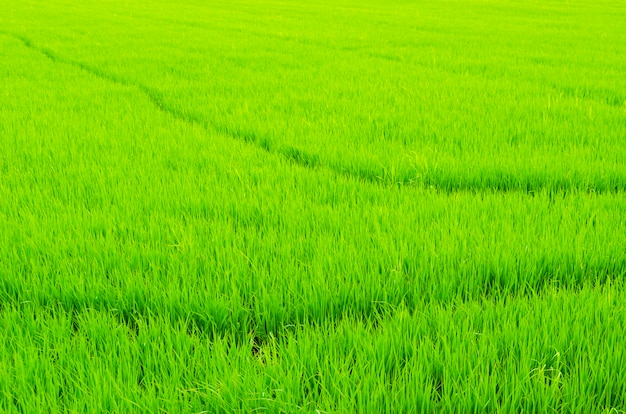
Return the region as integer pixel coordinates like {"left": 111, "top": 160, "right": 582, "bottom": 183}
{"left": 1, "top": 0, "right": 625, "bottom": 411}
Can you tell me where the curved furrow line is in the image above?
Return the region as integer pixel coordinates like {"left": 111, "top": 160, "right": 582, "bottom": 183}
{"left": 2, "top": 31, "right": 625, "bottom": 195}
{"left": 0, "top": 32, "right": 337, "bottom": 176}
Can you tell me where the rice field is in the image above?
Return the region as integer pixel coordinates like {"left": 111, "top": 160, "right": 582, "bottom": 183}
{"left": 1, "top": 0, "right": 625, "bottom": 412}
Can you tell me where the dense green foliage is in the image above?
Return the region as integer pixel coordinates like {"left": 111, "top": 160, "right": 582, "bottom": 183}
{"left": 1, "top": 0, "right": 625, "bottom": 411}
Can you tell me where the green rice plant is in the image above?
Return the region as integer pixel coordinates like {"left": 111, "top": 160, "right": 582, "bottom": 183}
{"left": 1, "top": 0, "right": 625, "bottom": 412}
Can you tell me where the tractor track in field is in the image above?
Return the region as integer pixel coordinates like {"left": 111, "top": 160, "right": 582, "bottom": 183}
{"left": 0, "top": 31, "right": 441, "bottom": 190}
{"left": 0, "top": 31, "right": 335, "bottom": 178}
{"left": 2, "top": 31, "right": 625, "bottom": 195}
{"left": 1, "top": 31, "right": 428, "bottom": 190}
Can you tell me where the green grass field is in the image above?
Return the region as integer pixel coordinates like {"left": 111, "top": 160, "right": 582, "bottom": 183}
{"left": 1, "top": 0, "right": 626, "bottom": 412}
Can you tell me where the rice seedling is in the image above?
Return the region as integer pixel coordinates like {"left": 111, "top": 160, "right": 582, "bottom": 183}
{"left": 1, "top": 0, "right": 625, "bottom": 411}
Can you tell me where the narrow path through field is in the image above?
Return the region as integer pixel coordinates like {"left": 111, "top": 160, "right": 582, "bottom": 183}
{"left": 0, "top": 31, "right": 357, "bottom": 182}
{"left": 2, "top": 30, "right": 624, "bottom": 194}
